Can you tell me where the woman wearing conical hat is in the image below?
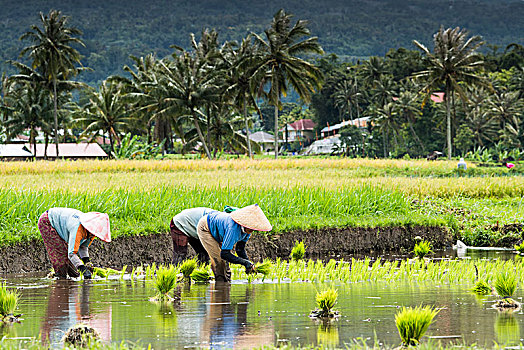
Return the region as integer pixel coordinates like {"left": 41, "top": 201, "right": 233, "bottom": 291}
{"left": 197, "top": 204, "right": 272, "bottom": 282}
{"left": 38, "top": 207, "right": 111, "bottom": 279}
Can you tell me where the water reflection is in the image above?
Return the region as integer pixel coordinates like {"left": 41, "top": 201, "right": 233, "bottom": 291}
{"left": 316, "top": 321, "right": 339, "bottom": 347}
{"left": 201, "top": 283, "right": 274, "bottom": 349}
{"left": 40, "top": 280, "right": 111, "bottom": 346}
{"left": 495, "top": 312, "right": 521, "bottom": 346}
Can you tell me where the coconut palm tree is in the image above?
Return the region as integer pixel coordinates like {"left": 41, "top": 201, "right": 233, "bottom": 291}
{"left": 157, "top": 50, "right": 221, "bottom": 159}
{"left": 3, "top": 81, "right": 52, "bottom": 156}
{"left": 223, "top": 36, "right": 264, "bottom": 158}
{"left": 375, "top": 102, "right": 401, "bottom": 157}
{"left": 76, "top": 80, "right": 134, "bottom": 155}
{"left": 333, "top": 77, "right": 359, "bottom": 122}
{"left": 19, "top": 10, "right": 85, "bottom": 158}
{"left": 413, "top": 26, "right": 487, "bottom": 159}
{"left": 252, "top": 9, "right": 324, "bottom": 159}
{"left": 393, "top": 89, "right": 425, "bottom": 152}
{"left": 488, "top": 90, "right": 523, "bottom": 148}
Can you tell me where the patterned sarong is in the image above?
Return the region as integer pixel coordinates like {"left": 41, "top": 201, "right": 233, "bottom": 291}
{"left": 38, "top": 211, "right": 79, "bottom": 278}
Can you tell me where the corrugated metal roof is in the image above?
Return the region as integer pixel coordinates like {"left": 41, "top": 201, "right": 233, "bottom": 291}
{"left": 280, "top": 119, "right": 316, "bottom": 132}
{"left": 321, "top": 117, "right": 370, "bottom": 133}
{"left": 249, "top": 131, "right": 275, "bottom": 143}
{"left": 26, "top": 143, "right": 108, "bottom": 158}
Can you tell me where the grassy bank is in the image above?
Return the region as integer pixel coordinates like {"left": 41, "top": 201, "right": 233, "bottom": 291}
{"left": 0, "top": 159, "right": 522, "bottom": 247}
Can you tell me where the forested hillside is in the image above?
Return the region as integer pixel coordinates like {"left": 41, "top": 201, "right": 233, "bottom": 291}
{"left": 1, "top": 0, "right": 522, "bottom": 85}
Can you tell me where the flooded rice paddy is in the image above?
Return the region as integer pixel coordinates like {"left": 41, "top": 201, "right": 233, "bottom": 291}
{"left": 2, "top": 250, "right": 523, "bottom": 349}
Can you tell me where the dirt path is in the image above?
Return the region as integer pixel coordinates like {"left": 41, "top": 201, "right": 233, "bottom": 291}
{"left": 0, "top": 226, "right": 450, "bottom": 273}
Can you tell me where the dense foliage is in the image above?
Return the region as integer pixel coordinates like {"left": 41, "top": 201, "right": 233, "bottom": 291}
{"left": 0, "top": 0, "right": 522, "bottom": 85}
{"left": 0, "top": 6, "right": 523, "bottom": 160}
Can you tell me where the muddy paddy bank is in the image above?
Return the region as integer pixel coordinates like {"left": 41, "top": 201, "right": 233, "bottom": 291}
{"left": 0, "top": 226, "right": 451, "bottom": 274}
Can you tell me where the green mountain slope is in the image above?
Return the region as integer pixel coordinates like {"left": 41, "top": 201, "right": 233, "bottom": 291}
{"left": 1, "top": 0, "right": 522, "bottom": 85}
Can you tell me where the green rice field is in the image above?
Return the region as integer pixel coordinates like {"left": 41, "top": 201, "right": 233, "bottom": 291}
{"left": 0, "top": 159, "right": 522, "bottom": 247}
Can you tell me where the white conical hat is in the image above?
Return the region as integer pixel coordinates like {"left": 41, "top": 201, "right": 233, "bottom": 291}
{"left": 79, "top": 212, "right": 111, "bottom": 242}
{"left": 230, "top": 204, "right": 272, "bottom": 232}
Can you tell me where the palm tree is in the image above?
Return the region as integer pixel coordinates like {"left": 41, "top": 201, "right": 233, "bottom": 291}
{"left": 413, "top": 26, "right": 487, "bottom": 159}
{"left": 20, "top": 10, "right": 85, "bottom": 158}
{"left": 393, "top": 89, "right": 425, "bottom": 152}
{"left": 488, "top": 90, "right": 523, "bottom": 148}
{"left": 223, "top": 36, "right": 264, "bottom": 158}
{"left": 333, "top": 78, "right": 359, "bottom": 122}
{"left": 157, "top": 50, "right": 221, "bottom": 159}
{"left": 375, "top": 102, "right": 401, "bottom": 157}
{"left": 76, "top": 80, "right": 134, "bottom": 155}
{"left": 252, "top": 9, "right": 324, "bottom": 159}
{"left": 3, "top": 81, "right": 52, "bottom": 156}
{"left": 361, "top": 56, "right": 386, "bottom": 87}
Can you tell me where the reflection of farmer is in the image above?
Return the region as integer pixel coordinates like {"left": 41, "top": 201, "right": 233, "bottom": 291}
{"left": 170, "top": 207, "right": 218, "bottom": 265}
{"left": 40, "top": 280, "right": 112, "bottom": 346}
{"left": 38, "top": 208, "right": 111, "bottom": 279}
{"left": 197, "top": 204, "right": 272, "bottom": 282}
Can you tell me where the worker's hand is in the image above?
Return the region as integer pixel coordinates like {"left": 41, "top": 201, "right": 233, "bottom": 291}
{"left": 245, "top": 263, "right": 257, "bottom": 274}
{"left": 78, "top": 265, "right": 92, "bottom": 279}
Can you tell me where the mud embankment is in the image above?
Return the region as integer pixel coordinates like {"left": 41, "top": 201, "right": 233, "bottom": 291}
{"left": 0, "top": 226, "right": 450, "bottom": 273}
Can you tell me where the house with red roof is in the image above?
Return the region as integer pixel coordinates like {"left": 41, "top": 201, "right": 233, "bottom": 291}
{"left": 279, "top": 119, "right": 317, "bottom": 144}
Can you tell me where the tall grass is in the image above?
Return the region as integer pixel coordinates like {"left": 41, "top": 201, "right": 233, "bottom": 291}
{"left": 0, "top": 282, "right": 18, "bottom": 316}
{"left": 395, "top": 305, "right": 439, "bottom": 346}
{"left": 0, "top": 185, "right": 410, "bottom": 245}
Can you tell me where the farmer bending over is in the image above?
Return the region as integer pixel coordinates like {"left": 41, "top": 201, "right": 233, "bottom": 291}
{"left": 38, "top": 208, "right": 111, "bottom": 279}
{"left": 197, "top": 204, "right": 272, "bottom": 282}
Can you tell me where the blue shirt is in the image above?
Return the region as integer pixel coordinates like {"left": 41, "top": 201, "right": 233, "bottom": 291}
{"left": 206, "top": 212, "right": 250, "bottom": 250}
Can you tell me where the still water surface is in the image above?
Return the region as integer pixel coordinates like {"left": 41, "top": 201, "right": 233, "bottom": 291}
{"left": 2, "top": 251, "right": 522, "bottom": 349}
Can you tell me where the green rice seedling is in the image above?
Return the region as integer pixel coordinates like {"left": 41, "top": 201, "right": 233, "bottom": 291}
{"left": 395, "top": 305, "right": 439, "bottom": 346}
{"left": 495, "top": 272, "right": 517, "bottom": 298}
{"left": 310, "top": 288, "right": 339, "bottom": 318}
{"left": 180, "top": 259, "right": 198, "bottom": 279}
{"left": 93, "top": 267, "right": 109, "bottom": 279}
{"left": 153, "top": 265, "right": 177, "bottom": 302}
{"left": 290, "top": 241, "right": 306, "bottom": 261}
{"left": 255, "top": 260, "right": 272, "bottom": 276}
{"left": 0, "top": 282, "right": 19, "bottom": 318}
{"left": 472, "top": 280, "right": 492, "bottom": 295}
{"left": 413, "top": 240, "right": 433, "bottom": 259}
{"left": 190, "top": 267, "right": 211, "bottom": 283}
{"left": 514, "top": 242, "right": 524, "bottom": 254}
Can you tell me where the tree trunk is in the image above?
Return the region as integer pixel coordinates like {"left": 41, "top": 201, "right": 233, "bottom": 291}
{"left": 53, "top": 78, "right": 60, "bottom": 159}
{"left": 244, "top": 95, "right": 252, "bottom": 158}
{"left": 44, "top": 133, "right": 49, "bottom": 160}
{"left": 274, "top": 104, "right": 279, "bottom": 159}
{"left": 382, "top": 130, "right": 387, "bottom": 158}
{"left": 407, "top": 114, "right": 425, "bottom": 152}
{"left": 31, "top": 128, "right": 36, "bottom": 161}
{"left": 192, "top": 112, "right": 213, "bottom": 159}
{"left": 109, "top": 131, "right": 114, "bottom": 157}
{"left": 446, "top": 82, "right": 452, "bottom": 160}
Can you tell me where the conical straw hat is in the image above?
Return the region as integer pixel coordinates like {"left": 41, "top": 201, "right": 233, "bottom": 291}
{"left": 79, "top": 212, "right": 111, "bottom": 242}
{"left": 230, "top": 204, "right": 272, "bottom": 232}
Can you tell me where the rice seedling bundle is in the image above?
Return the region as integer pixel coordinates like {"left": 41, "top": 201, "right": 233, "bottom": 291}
{"left": 515, "top": 242, "right": 524, "bottom": 254}
{"left": 0, "top": 282, "right": 18, "bottom": 317}
{"left": 413, "top": 240, "right": 433, "bottom": 259}
{"left": 255, "top": 260, "right": 272, "bottom": 276}
{"left": 153, "top": 265, "right": 177, "bottom": 301}
{"left": 190, "top": 267, "right": 211, "bottom": 283}
{"left": 494, "top": 272, "right": 517, "bottom": 298}
{"left": 62, "top": 324, "right": 101, "bottom": 347}
{"left": 290, "top": 241, "right": 306, "bottom": 261}
{"left": 472, "top": 280, "right": 492, "bottom": 295}
{"left": 316, "top": 288, "right": 338, "bottom": 313}
{"left": 395, "top": 305, "right": 439, "bottom": 346}
{"left": 180, "top": 259, "right": 197, "bottom": 279}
